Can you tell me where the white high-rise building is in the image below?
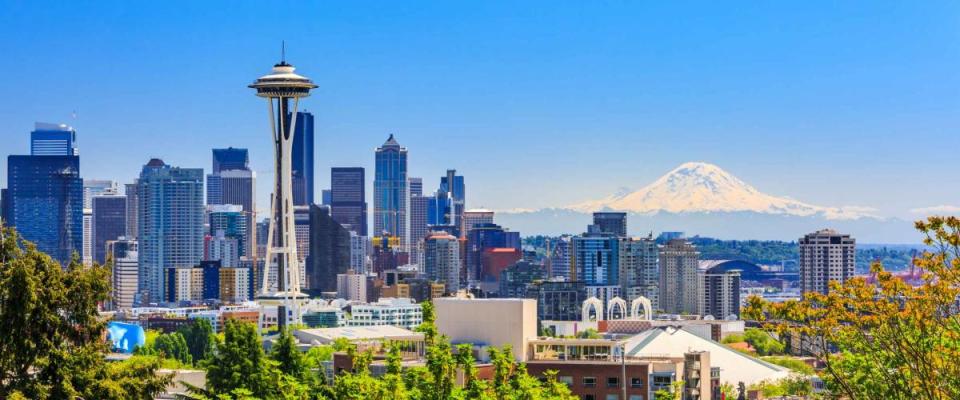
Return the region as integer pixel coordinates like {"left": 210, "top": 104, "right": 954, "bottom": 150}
{"left": 698, "top": 267, "right": 741, "bottom": 319}
{"left": 424, "top": 231, "right": 460, "bottom": 294}
{"left": 336, "top": 270, "right": 369, "bottom": 302}
{"left": 799, "top": 229, "right": 855, "bottom": 295}
{"left": 349, "top": 232, "right": 371, "bottom": 274}
{"left": 659, "top": 239, "right": 700, "bottom": 315}
{"left": 620, "top": 236, "right": 659, "bottom": 310}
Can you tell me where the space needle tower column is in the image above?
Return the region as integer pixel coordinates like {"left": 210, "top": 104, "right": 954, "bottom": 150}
{"left": 249, "top": 54, "right": 317, "bottom": 330}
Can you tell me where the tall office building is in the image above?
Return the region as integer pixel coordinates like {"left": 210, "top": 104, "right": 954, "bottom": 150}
{"left": 92, "top": 194, "right": 126, "bottom": 265}
{"left": 408, "top": 177, "right": 423, "bottom": 197}
{"left": 799, "top": 229, "right": 856, "bottom": 295}
{"left": 409, "top": 188, "right": 430, "bottom": 264}
{"left": 698, "top": 266, "right": 741, "bottom": 319}
{"left": 30, "top": 122, "right": 77, "bottom": 156}
{"left": 572, "top": 226, "right": 620, "bottom": 307}
{"left": 295, "top": 206, "right": 311, "bottom": 284}
{"left": 6, "top": 154, "right": 82, "bottom": 266}
{"left": 205, "top": 230, "right": 240, "bottom": 269}
{"left": 137, "top": 159, "right": 204, "bottom": 304}
{"left": 124, "top": 181, "right": 139, "bottom": 238}
{"left": 548, "top": 235, "right": 573, "bottom": 280}
{"left": 206, "top": 148, "right": 256, "bottom": 258}
{"left": 292, "top": 111, "right": 315, "bottom": 206}
{"left": 83, "top": 179, "right": 117, "bottom": 265}
{"left": 208, "top": 204, "right": 248, "bottom": 258}
{"left": 424, "top": 231, "right": 461, "bottom": 294}
{"left": 466, "top": 223, "right": 521, "bottom": 283}
{"left": 107, "top": 238, "right": 139, "bottom": 309}
{"left": 349, "top": 231, "right": 371, "bottom": 274}
{"left": 461, "top": 209, "right": 494, "bottom": 236}
{"left": 439, "top": 170, "right": 466, "bottom": 233}
{"left": 619, "top": 236, "right": 659, "bottom": 310}
{"left": 536, "top": 281, "right": 587, "bottom": 322}
{"left": 83, "top": 179, "right": 117, "bottom": 209}
{"left": 373, "top": 134, "right": 408, "bottom": 248}
{"left": 593, "top": 212, "right": 627, "bottom": 237}
{"left": 305, "top": 205, "right": 351, "bottom": 294}
{"left": 211, "top": 147, "right": 249, "bottom": 173}
{"left": 659, "top": 239, "right": 700, "bottom": 315}
{"left": 330, "top": 167, "right": 367, "bottom": 235}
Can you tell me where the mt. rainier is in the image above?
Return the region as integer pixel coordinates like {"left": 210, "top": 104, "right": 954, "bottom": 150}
{"left": 569, "top": 162, "right": 876, "bottom": 220}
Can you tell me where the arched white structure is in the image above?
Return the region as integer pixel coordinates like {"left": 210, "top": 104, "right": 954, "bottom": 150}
{"left": 582, "top": 297, "right": 603, "bottom": 322}
{"left": 607, "top": 296, "right": 627, "bottom": 320}
{"left": 630, "top": 296, "right": 653, "bottom": 321}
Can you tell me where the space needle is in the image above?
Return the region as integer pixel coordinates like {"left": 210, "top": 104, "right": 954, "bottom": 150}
{"left": 249, "top": 48, "right": 317, "bottom": 329}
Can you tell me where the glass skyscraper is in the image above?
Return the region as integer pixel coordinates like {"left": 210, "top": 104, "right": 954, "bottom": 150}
{"left": 572, "top": 225, "right": 620, "bottom": 286}
{"left": 291, "top": 111, "right": 315, "bottom": 206}
{"left": 206, "top": 148, "right": 255, "bottom": 258}
{"left": 30, "top": 122, "right": 78, "bottom": 156}
{"left": 137, "top": 159, "right": 204, "bottom": 304}
{"left": 330, "top": 167, "right": 367, "bottom": 236}
{"left": 92, "top": 194, "right": 127, "bottom": 265}
{"left": 6, "top": 154, "right": 83, "bottom": 266}
{"left": 373, "top": 134, "right": 408, "bottom": 249}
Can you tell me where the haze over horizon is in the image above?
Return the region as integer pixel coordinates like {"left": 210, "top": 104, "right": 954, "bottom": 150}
{"left": 1, "top": 2, "right": 958, "bottom": 227}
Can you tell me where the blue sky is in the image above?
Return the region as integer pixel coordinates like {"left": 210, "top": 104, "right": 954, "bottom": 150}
{"left": 1, "top": 1, "right": 958, "bottom": 219}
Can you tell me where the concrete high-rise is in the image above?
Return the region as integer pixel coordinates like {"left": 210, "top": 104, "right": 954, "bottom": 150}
{"left": 659, "top": 239, "right": 700, "bottom": 315}
{"left": 424, "top": 231, "right": 461, "bottom": 294}
{"left": 92, "top": 194, "right": 126, "bottom": 265}
{"left": 207, "top": 204, "right": 248, "bottom": 265}
{"left": 292, "top": 111, "right": 314, "bottom": 206}
{"left": 107, "top": 238, "right": 139, "bottom": 309}
{"left": 30, "top": 122, "right": 77, "bottom": 156}
{"left": 330, "top": 167, "right": 367, "bottom": 235}
{"left": 698, "top": 266, "right": 741, "bottom": 319}
{"left": 124, "top": 181, "right": 139, "bottom": 238}
{"left": 249, "top": 57, "right": 317, "bottom": 327}
{"left": 619, "top": 236, "right": 659, "bottom": 310}
{"left": 373, "top": 134, "right": 408, "bottom": 248}
{"left": 799, "top": 229, "right": 856, "bottom": 295}
{"left": 6, "top": 154, "right": 82, "bottom": 266}
{"left": 137, "top": 159, "right": 204, "bottom": 304}
{"left": 305, "top": 205, "right": 351, "bottom": 294}
{"left": 592, "top": 212, "right": 627, "bottom": 237}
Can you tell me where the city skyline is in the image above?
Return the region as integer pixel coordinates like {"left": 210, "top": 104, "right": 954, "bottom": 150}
{"left": 1, "top": 2, "right": 958, "bottom": 226}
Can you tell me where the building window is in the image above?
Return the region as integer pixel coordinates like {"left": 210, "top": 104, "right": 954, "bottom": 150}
{"left": 605, "top": 395, "right": 619, "bottom": 400}
{"left": 607, "top": 377, "right": 619, "bottom": 388}
{"left": 584, "top": 395, "right": 595, "bottom": 400}
{"left": 628, "top": 396, "right": 644, "bottom": 400}
{"left": 631, "top": 378, "right": 643, "bottom": 388}
{"left": 559, "top": 376, "right": 573, "bottom": 386}
{"left": 583, "top": 377, "right": 597, "bottom": 388}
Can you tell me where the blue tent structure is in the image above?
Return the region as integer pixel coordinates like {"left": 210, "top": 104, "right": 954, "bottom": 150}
{"left": 106, "top": 321, "right": 146, "bottom": 354}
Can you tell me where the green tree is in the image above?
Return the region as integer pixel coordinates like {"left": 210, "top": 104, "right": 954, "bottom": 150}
{"left": 270, "top": 328, "right": 308, "bottom": 381}
{"left": 154, "top": 332, "right": 193, "bottom": 365}
{"left": 744, "top": 216, "right": 960, "bottom": 399}
{"left": 178, "top": 318, "right": 215, "bottom": 365}
{"left": 575, "top": 328, "right": 602, "bottom": 339}
{"left": 742, "top": 328, "right": 784, "bottom": 356}
{"left": 204, "top": 319, "right": 278, "bottom": 399}
{"left": 0, "top": 226, "right": 171, "bottom": 399}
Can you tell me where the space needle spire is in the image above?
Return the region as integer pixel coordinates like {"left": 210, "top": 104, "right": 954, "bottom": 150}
{"left": 249, "top": 48, "right": 317, "bottom": 329}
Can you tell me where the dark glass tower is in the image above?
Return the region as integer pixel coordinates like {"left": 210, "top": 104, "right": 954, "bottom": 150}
{"left": 330, "top": 167, "right": 367, "bottom": 236}
{"left": 6, "top": 155, "right": 83, "bottom": 266}
{"left": 211, "top": 147, "right": 249, "bottom": 173}
{"left": 305, "top": 205, "right": 351, "bottom": 294}
{"left": 291, "top": 111, "right": 315, "bottom": 206}
{"left": 373, "top": 134, "right": 408, "bottom": 248}
{"left": 92, "top": 195, "right": 127, "bottom": 264}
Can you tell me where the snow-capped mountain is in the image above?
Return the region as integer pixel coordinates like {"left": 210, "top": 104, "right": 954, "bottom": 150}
{"left": 569, "top": 162, "right": 876, "bottom": 220}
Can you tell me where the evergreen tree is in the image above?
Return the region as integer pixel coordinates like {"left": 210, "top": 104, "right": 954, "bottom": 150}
{"left": 271, "top": 328, "right": 308, "bottom": 381}
{"left": 154, "top": 332, "right": 192, "bottom": 365}
{"left": 0, "top": 226, "right": 171, "bottom": 399}
{"left": 178, "top": 318, "right": 215, "bottom": 364}
{"left": 205, "top": 319, "right": 278, "bottom": 399}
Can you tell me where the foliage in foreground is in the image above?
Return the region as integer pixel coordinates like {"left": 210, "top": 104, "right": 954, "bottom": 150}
{"left": 745, "top": 216, "right": 960, "bottom": 399}
{"left": 0, "top": 226, "right": 171, "bottom": 399}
